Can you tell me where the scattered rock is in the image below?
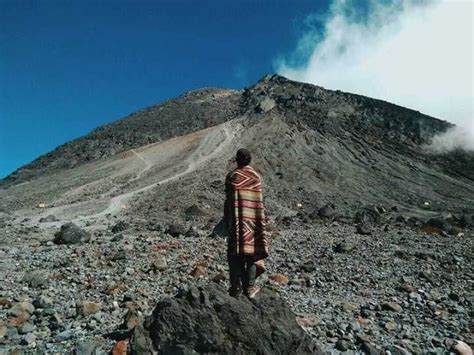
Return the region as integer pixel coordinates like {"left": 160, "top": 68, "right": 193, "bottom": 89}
{"left": 122, "top": 309, "right": 143, "bottom": 330}
{"left": 75, "top": 339, "right": 98, "bottom": 355}
{"left": 335, "top": 242, "right": 354, "bottom": 253}
{"left": 212, "top": 271, "right": 226, "bottom": 284}
{"left": 22, "top": 271, "right": 49, "bottom": 288}
{"left": 336, "top": 339, "right": 350, "bottom": 351}
{"left": 342, "top": 302, "right": 358, "bottom": 312}
{"left": 190, "top": 264, "right": 206, "bottom": 278}
{"left": 39, "top": 215, "right": 59, "bottom": 223}
{"left": 165, "top": 223, "right": 187, "bottom": 237}
{"left": 185, "top": 226, "right": 200, "bottom": 238}
{"left": 317, "top": 204, "right": 336, "bottom": 219}
{"left": 382, "top": 302, "right": 403, "bottom": 312}
{"left": 355, "top": 206, "right": 380, "bottom": 225}
{"left": 54, "top": 223, "right": 91, "bottom": 244}
{"left": 111, "top": 221, "right": 128, "bottom": 233}
{"left": 384, "top": 322, "right": 398, "bottom": 331}
{"left": 270, "top": 273, "right": 289, "bottom": 284}
{"left": 76, "top": 301, "right": 101, "bottom": 317}
{"left": 149, "top": 255, "right": 167, "bottom": 273}
{"left": 112, "top": 340, "right": 128, "bottom": 355}
{"left": 356, "top": 224, "right": 372, "bottom": 235}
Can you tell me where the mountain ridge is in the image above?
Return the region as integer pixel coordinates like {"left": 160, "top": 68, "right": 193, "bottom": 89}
{"left": 1, "top": 74, "right": 458, "bottom": 188}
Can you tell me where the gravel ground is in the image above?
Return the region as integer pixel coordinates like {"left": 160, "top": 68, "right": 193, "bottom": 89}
{"left": 1, "top": 213, "right": 472, "bottom": 354}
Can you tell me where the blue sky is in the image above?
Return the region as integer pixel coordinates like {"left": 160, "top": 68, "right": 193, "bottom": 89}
{"left": 0, "top": 0, "right": 330, "bottom": 178}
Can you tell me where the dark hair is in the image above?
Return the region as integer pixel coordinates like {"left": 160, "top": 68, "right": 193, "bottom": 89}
{"left": 236, "top": 148, "right": 251, "bottom": 166}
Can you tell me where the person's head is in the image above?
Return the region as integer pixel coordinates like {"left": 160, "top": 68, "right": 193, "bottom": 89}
{"left": 236, "top": 148, "right": 251, "bottom": 167}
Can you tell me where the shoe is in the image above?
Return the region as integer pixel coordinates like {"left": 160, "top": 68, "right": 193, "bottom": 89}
{"left": 246, "top": 286, "right": 260, "bottom": 299}
{"left": 229, "top": 286, "right": 242, "bottom": 297}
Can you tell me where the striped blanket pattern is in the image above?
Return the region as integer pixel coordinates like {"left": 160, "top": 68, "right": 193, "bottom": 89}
{"left": 225, "top": 165, "right": 268, "bottom": 261}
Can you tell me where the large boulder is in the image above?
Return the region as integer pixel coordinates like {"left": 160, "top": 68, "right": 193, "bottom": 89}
{"left": 129, "top": 284, "right": 322, "bottom": 354}
{"left": 53, "top": 223, "right": 90, "bottom": 244}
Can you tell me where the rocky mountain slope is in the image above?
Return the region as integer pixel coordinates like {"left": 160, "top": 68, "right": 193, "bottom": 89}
{"left": 0, "top": 75, "right": 473, "bottom": 354}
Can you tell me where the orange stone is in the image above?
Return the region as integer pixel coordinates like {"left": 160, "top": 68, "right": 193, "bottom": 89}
{"left": 270, "top": 273, "right": 289, "bottom": 284}
{"left": 190, "top": 265, "right": 206, "bottom": 278}
{"left": 112, "top": 340, "right": 128, "bottom": 355}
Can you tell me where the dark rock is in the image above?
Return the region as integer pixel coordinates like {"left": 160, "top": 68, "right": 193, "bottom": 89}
{"left": 336, "top": 339, "right": 350, "bottom": 351}
{"left": 111, "top": 250, "right": 127, "bottom": 261}
{"left": 360, "top": 342, "right": 381, "bottom": 354}
{"left": 39, "top": 215, "right": 59, "bottom": 223}
{"left": 54, "top": 223, "right": 90, "bottom": 244}
{"left": 185, "top": 226, "right": 200, "bottom": 238}
{"left": 317, "top": 204, "right": 336, "bottom": 219}
{"left": 382, "top": 302, "right": 402, "bottom": 312}
{"left": 406, "top": 216, "right": 421, "bottom": 227}
{"left": 111, "top": 221, "right": 128, "bottom": 234}
{"left": 335, "top": 242, "right": 354, "bottom": 253}
{"left": 184, "top": 204, "right": 208, "bottom": 218}
{"left": 355, "top": 206, "right": 380, "bottom": 225}
{"left": 165, "top": 223, "right": 187, "bottom": 237}
{"left": 356, "top": 224, "right": 372, "bottom": 235}
{"left": 423, "top": 217, "right": 446, "bottom": 233}
{"left": 128, "top": 283, "right": 322, "bottom": 354}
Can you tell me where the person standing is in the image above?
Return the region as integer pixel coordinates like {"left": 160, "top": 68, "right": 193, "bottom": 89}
{"left": 224, "top": 148, "right": 268, "bottom": 298}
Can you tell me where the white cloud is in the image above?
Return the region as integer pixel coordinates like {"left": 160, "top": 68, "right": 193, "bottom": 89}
{"left": 278, "top": 0, "right": 473, "bottom": 152}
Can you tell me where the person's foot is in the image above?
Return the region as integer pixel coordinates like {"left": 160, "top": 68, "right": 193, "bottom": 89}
{"left": 229, "top": 286, "right": 242, "bottom": 297}
{"left": 246, "top": 286, "right": 260, "bottom": 299}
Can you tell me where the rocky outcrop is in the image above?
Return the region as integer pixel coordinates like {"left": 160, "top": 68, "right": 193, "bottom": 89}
{"left": 53, "top": 223, "right": 90, "bottom": 244}
{"left": 128, "top": 284, "right": 322, "bottom": 355}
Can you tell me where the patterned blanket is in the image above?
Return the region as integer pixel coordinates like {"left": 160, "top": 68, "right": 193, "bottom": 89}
{"left": 224, "top": 165, "right": 268, "bottom": 265}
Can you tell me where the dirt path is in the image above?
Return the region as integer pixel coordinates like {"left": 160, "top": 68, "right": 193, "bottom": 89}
{"left": 131, "top": 149, "right": 152, "bottom": 180}
{"left": 34, "top": 121, "right": 238, "bottom": 224}
{"left": 92, "top": 123, "right": 234, "bottom": 218}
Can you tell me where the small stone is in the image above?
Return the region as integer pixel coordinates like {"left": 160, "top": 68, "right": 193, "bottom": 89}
{"left": 33, "top": 295, "right": 53, "bottom": 309}
{"left": 165, "top": 223, "right": 187, "bottom": 237}
{"left": 18, "top": 322, "right": 35, "bottom": 334}
{"left": 39, "top": 215, "right": 59, "bottom": 223}
{"left": 112, "top": 340, "right": 128, "bottom": 355}
{"left": 76, "top": 301, "right": 101, "bottom": 317}
{"left": 22, "top": 271, "right": 49, "bottom": 288}
{"left": 342, "top": 302, "right": 358, "bottom": 312}
{"left": 336, "top": 339, "right": 350, "bottom": 351}
{"left": 360, "top": 342, "right": 381, "bottom": 354}
{"left": 0, "top": 324, "right": 7, "bottom": 338}
{"left": 296, "top": 314, "right": 320, "bottom": 327}
{"left": 21, "top": 332, "right": 36, "bottom": 346}
{"left": 384, "top": 322, "right": 398, "bottom": 331}
{"left": 75, "top": 339, "right": 98, "bottom": 355}
{"left": 270, "top": 274, "right": 289, "bottom": 284}
{"left": 400, "top": 283, "right": 416, "bottom": 293}
{"left": 111, "top": 250, "right": 127, "bottom": 261}
{"left": 212, "top": 271, "right": 226, "bottom": 284}
{"left": 123, "top": 309, "right": 143, "bottom": 330}
{"left": 356, "top": 224, "right": 372, "bottom": 235}
{"left": 111, "top": 221, "right": 128, "bottom": 233}
{"left": 150, "top": 255, "right": 167, "bottom": 272}
{"left": 190, "top": 265, "right": 206, "bottom": 278}
{"left": 12, "top": 301, "right": 35, "bottom": 315}
{"left": 382, "top": 302, "right": 403, "bottom": 312}
{"left": 335, "top": 242, "right": 354, "bottom": 253}
{"left": 185, "top": 226, "right": 200, "bottom": 238}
